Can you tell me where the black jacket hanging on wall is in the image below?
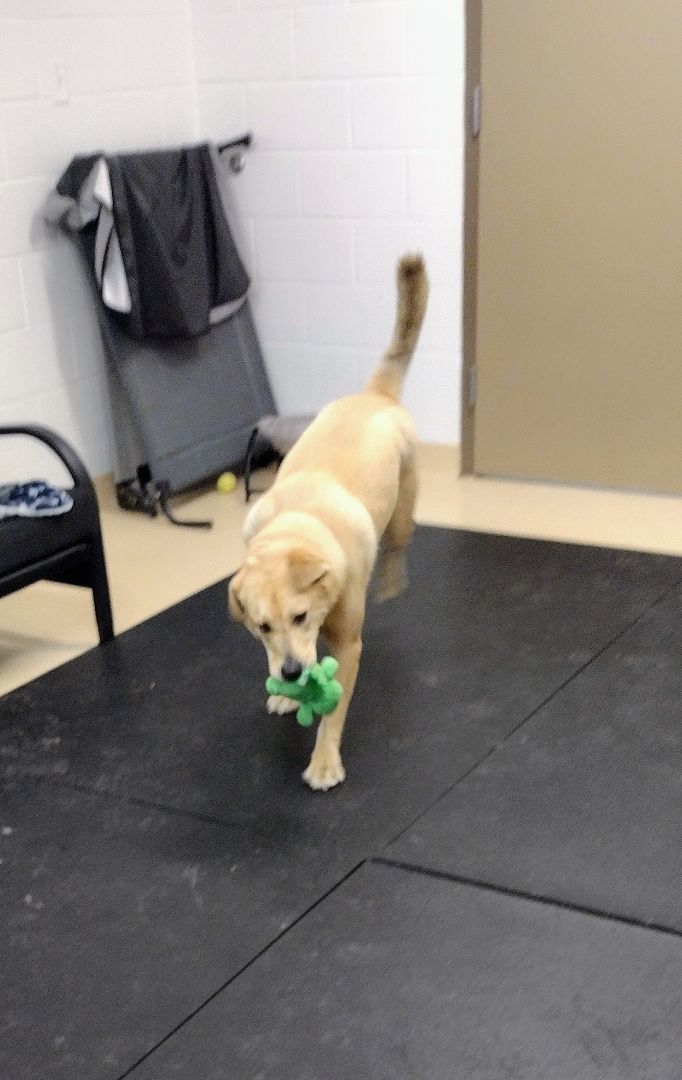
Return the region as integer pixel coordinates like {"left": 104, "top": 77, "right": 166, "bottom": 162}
{"left": 51, "top": 144, "right": 249, "bottom": 341}
{"left": 107, "top": 145, "right": 248, "bottom": 340}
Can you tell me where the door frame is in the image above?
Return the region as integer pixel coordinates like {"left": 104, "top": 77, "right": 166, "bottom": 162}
{"left": 460, "top": 0, "right": 482, "bottom": 474}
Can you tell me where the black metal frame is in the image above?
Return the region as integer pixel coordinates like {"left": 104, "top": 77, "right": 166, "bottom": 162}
{"left": 242, "top": 426, "right": 286, "bottom": 503}
{"left": 217, "top": 133, "right": 253, "bottom": 154}
{"left": 116, "top": 474, "right": 212, "bottom": 529}
{"left": 243, "top": 426, "right": 260, "bottom": 502}
{"left": 0, "top": 425, "right": 114, "bottom": 644}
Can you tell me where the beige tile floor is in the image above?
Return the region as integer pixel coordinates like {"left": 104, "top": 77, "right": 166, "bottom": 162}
{"left": 1, "top": 444, "right": 681, "bottom": 697}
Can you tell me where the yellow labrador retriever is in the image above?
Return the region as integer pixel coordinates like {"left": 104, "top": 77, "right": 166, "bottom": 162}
{"left": 229, "top": 254, "right": 428, "bottom": 790}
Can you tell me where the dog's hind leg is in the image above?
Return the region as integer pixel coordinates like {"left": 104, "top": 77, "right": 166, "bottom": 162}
{"left": 375, "top": 452, "right": 417, "bottom": 603}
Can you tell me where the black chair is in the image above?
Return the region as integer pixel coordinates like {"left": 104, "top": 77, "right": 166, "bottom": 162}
{"left": 0, "top": 425, "right": 114, "bottom": 644}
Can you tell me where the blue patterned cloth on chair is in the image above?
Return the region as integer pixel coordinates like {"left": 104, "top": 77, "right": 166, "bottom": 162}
{"left": 0, "top": 480, "right": 73, "bottom": 519}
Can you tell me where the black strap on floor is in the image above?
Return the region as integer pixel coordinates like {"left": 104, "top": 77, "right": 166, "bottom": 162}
{"left": 116, "top": 478, "right": 212, "bottom": 529}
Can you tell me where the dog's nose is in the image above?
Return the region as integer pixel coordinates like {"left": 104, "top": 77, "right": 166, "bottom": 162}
{"left": 281, "top": 656, "right": 303, "bottom": 681}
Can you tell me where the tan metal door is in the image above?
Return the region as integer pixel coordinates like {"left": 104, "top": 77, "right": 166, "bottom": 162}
{"left": 473, "top": 1, "right": 682, "bottom": 494}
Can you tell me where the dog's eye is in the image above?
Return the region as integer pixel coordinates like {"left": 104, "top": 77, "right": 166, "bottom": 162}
{"left": 259, "top": 622, "right": 271, "bottom": 635}
{"left": 292, "top": 612, "right": 307, "bottom": 626}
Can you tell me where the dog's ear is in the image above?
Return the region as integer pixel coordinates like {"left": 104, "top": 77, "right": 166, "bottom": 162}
{"left": 228, "top": 569, "right": 246, "bottom": 622}
{"left": 289, "top": 549, "right": 330, "bottom": 592}
{"left": 289, "top": 549, "right": 347, "bottom": 603}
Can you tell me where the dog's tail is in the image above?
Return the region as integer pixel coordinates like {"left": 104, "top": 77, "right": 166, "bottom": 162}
{"left": 365, "top": 253, "right": 429, "bottom": 401}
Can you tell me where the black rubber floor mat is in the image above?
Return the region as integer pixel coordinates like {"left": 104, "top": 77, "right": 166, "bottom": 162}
{"left": 3, "top": 528, "right": 678, "bottom": 819}
{"left": 128, "top": 861, "right": 682, "bottom": 1080}
{"left": 388, "top": 586, "right": 682, "bottom": 931}
{"left": 1, "top": 527, "right": 679, "bottom": 1079}
{"left": 1, "top": 780, "right": 287, "bottom": 1080}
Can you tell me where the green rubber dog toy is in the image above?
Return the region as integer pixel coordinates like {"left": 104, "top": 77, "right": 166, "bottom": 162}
{"left": 265, "top": 656, "right": 343, "bottom": 728}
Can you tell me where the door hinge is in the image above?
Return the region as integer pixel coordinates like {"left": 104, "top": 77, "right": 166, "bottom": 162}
{"left": 467, "top": 365, "right": 477, "bottom": 408}
{"left": 471, "top": 85, "right": 481, "bottom": 138}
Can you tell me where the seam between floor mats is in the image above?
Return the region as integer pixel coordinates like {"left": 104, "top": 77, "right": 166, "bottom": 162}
{"left": 114, "top": 859, "right": 368, "bottom": 1080}
{"left": 372, "top": 856, "right": 682, "bottom": 942}
{"left": 23, "top": 770, "right": 263, "bottom": 831}
{"left": 381, "top": 577, "right": 682, "bottom": 854}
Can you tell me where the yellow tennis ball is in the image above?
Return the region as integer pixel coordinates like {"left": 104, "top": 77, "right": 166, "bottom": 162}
{"left": 217, "top": 471, "right": 237, "bottom": 493}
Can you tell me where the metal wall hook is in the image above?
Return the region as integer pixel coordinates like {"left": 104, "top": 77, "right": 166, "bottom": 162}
{"left": 217, "top": 132, "right": 253, "bottom": 174}
{"left": 229, "top": 151, "right": 246, "bottom": 174}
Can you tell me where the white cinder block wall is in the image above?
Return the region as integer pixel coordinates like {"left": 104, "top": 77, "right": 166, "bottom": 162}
{"left": 0, "top": 0, "right": 197, "bottom": 483}
{"left": 191, "top": 0, "right": 464, "bottom": 444}
{"left": 0, "top": 0, "right": 463, "bottom": 485}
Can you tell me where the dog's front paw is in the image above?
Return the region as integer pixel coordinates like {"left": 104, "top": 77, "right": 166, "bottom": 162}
{"left": 267, "top": 694, "right": 298, "bottom": 716}
{"left": 303, "top": 746, "right": 346, "bottom": 791}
